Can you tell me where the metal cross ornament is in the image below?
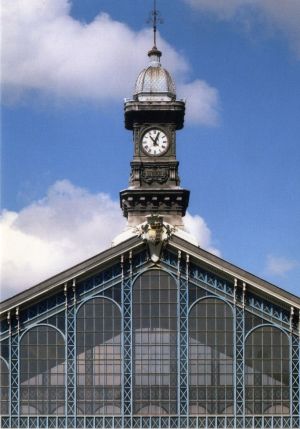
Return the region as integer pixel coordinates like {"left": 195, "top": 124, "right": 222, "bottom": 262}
{"left": 147, "top": 0, "right": 163, "bottom": 48}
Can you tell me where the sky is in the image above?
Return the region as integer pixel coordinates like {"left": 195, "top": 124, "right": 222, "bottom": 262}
{"left": 1, "top": 0, "right": 300, "bottom": 301}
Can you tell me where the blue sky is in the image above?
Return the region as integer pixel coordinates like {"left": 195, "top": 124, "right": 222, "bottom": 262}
{"left": 1, "top": 0, "right": 300, "bottom": 300}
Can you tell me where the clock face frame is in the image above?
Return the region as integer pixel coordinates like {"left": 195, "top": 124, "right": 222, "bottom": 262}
{"left": 141, "top": 128, "right": 169, "bottom": 156}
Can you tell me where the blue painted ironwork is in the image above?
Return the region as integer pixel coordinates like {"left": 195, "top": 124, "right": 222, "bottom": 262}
{"left": 162, "top": 249, "right": 291, "bottom": 330}
{"left": 10, "top": 328, "right": 19, "bottom": 423}
{"left": 76, "top": 262, "right": 122, "bottom": 299}
{"left": 235, "top": 305, "right": 244, "bottom": 417}
{"left": 291, "top": 333, "right": 300, "bottom": 427}
{"left": 235, "top": 281, "right": 245, "bottom": 418}
{"left": 178, "top": 252, "right": 189, "bottom": 424}
{"left": 1, "top": 247, "right": 300, "bottom": 428}
{"left": 66, "top": 280, "right": 76, "bottom": 428}
{"left": 163, "top": 249, "right": 234, "bottom": 297}
{"left": 19, "top": 291, "right": 65, "bottom": 330}
{"left": 3, "top": 414, "right": 300, "bottom": 428}
{"left": 122, "top": 253, "right": 133, "bottom": 421}
{"left": 246, "top": 291, "right": 290, "bottom": 327}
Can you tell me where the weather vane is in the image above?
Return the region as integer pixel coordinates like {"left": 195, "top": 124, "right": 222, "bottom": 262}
{"left": 147, "top": 0, "right": 163, "bottom": 48}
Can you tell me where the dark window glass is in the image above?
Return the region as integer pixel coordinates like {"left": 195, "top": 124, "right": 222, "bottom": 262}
{"left": 44, "top": 311, "right": 65, "bottom": 333}
{"left": 76, "top": 297, "right": 121, "bottom": 415}
{"left": 0, "top": 339, "right": 9, "bottom": 362}
{"left": 0, "top": 358, "right": 9, "bottom": 415}
{"left": 189, "top": 298, "right": 234, "bottom": 415}
{"left": 103, "top": 284, "right": 122, "bottom": 305}
{"left": 189, "top": 284, "right": 207, "bottom": 307}
{"left": 245, "top": 326, "right": 290, "bottom": 415}
{"left": 133, "top": 270, "right": 177, "bottom": 415}
{"left": 20, "top": 325, "right": 65, "bottom": 415}
{"left": 245, "top": 311, "right": 265, "bottom": 334}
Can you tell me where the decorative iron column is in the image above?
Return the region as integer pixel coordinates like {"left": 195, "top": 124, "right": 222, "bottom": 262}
{"left": 291, "top": 307, "right": 300, "bottom": 428}
{"left": 10, "top": 308, "right": 19, "bottom": 428}
{"left": 122, "top": 252, "right": 133, "bottom": 426}
{"left": 178, "top": 251, "right": 189, "bottom": 427}
{"left": 235, "top": 280, "right": 245, "bottom": 422}
{"left": 66, "top": 280, "right": 76, "bottom": 428}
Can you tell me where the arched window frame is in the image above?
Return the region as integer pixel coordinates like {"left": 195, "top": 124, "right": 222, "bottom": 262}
{"left": 244, "top": 323, "right": 291, "bottom": 416}
{"left": 132, "top": 268, "right": 179, "bottom": 416}
{"left": 188, "top": 295, "right": 235, "bottom": 415}
{"left": 19, "top": 323, "right": 66, "bottom": 416}
{"left": 76, "top": 295, "right": 122, "bottom": 416}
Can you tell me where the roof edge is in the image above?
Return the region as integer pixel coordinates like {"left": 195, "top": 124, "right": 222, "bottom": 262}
{"left": 169, "top": 234, "right": 300, "bottom": 308}
{"left": 1, "top": 232, "right": 299, "bottom": 316}
{"left": 0, "top": 235, "right": 143, "bottom": 315}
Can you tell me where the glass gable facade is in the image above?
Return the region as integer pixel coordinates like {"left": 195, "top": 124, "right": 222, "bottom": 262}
{"left": 0, "top": 245, "right": 299, "bottom": 428}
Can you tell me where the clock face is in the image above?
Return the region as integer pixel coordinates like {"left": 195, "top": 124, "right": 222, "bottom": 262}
{"left": 141, "top": 129, "right": 169, "bottom": 156}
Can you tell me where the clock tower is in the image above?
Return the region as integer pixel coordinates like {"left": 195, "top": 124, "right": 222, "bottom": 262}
{"left": 120, "top": 44, "right": 189, "bottom": 228}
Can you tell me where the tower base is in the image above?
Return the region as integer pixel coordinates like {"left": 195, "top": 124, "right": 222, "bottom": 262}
{"left": 120, "top": 188, "right": 190, "bottom": 227}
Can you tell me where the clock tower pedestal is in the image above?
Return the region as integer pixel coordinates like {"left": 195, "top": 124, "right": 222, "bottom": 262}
{"left": 120, "top": 188, "right": 189, "bottom": 227}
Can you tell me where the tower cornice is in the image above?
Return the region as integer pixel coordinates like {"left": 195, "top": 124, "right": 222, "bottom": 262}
{"left": 124, "top": 99, "right": 185, "bottom": 130}
{"left": 120, "top": 188, "right": 190, "bottom": 227}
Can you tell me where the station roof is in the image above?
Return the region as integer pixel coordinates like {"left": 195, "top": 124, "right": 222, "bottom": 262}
{"left": 1, "top": 232, "right": 299, "bottom": 318}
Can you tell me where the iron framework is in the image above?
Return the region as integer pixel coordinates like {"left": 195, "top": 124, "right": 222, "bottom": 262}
{"left": 1, "top": 246, "right": 299, "bottom": 428}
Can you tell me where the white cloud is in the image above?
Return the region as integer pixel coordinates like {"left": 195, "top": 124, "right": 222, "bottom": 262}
{"left": 178, "top": 80, "right": 220, "bottom": 126}
{"left": 183, "top": 212, "right": 221, "bottom": 256}
{"left": 265, "top": 254, "right": 298, "bottom": 277}
{"left": 1, "top": 0, "right": 220, "bottom": 126}
{"left": 0, "top": 180, "right": 126, "bottom": 300}
{"left": 185, "top": 0, "right": 300, "bottom": 58}
{"left": 0, "top": 180, "right": 219, "bottom": 300}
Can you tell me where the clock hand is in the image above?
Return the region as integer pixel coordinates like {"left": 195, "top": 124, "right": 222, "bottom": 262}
{"left": 149, "top": 135, "right": 157, "bottom": 145}
{"left": 150, "top": 133, "right": 160, "bottom": 146}
{"left": 154, "top": 132, "right": 160, "bottom": 145}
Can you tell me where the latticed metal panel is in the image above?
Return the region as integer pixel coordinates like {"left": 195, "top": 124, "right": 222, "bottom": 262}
{"left": 178, "top": 259, "right": 189, "bottom": 420}
{"left": 66, "top": 286, "right": 76, "bottom": 427}
{"left": 10, "top": 333, "right": 19, "bottom": 418}
{"left": 122, "top": 271, "right": 133, "bottom": 417}
{"left": 291, "top": 334, "right": 300, "bottom": 427}
{"left": 235, "top": 305, "right": 245, "bottom": 416}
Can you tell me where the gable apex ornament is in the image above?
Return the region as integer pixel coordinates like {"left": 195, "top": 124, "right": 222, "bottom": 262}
{"left": 138, "top": 215, "right": 174, "bottom": 262}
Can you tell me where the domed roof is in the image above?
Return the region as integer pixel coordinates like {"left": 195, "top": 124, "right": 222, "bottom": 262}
{"left": 134, "top": 47, "right": 176, "bottom": 101}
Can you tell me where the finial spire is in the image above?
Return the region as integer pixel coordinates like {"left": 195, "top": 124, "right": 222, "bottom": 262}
{"left": 147, "top": 0, "right": 163, "bottom": 49}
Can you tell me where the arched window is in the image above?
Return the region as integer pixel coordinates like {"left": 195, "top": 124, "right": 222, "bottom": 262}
{"left": 245, "top": 325, "right": 290, "bottom": 415}
{"left": 133, "top": 270, "right": 177, "bottom": 415}
{"left": 0, "top": 358, "right": 9, "bottom": 415}
{"left": 189, "top": 297, "right": 234, "bottom": 415}
{"left": 20, "top": 325, "right": 65, "bottom": 415}
{"left": 77, "top": 297, "right": 121, "bottom": 415}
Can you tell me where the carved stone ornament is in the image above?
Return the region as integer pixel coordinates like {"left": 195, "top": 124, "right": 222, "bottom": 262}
{"left": 141, "top": 167, "right": 169, "bottom": 184}
{"left": 137, "top": 214, "right": 174, "bottom": 262}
